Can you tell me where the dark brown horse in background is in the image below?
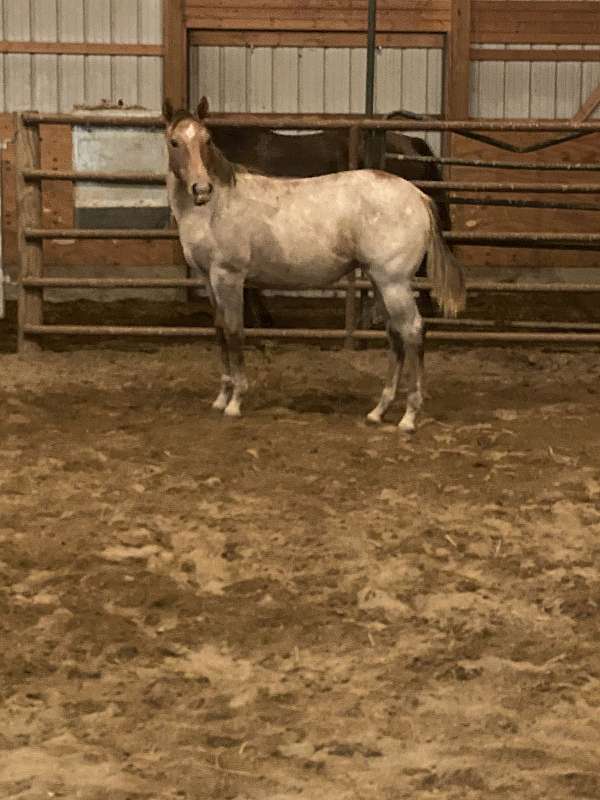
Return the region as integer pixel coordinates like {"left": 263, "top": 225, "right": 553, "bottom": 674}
{"left": 209, "top": 113, "right": 451, "bottom": 326}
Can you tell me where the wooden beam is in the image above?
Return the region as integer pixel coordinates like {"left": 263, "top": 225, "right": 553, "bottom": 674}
{"left": 574, "top": 83, "right": 600, "bottom": 124}
{"left": 16, "top": 115, "right": 43, "bottom": 354}
{"left": 0, "top": 114, "right": 17, "bottom": 272}
{"left": 0, "top": 41, "right": 163, "bottom": 56}
{"left": 164, "top": 0, "right": 187, "bottom": 109}
{"left": 445, "top": 0, "right": 471, "bottom": 119}
{"left": 189, "top": 29, "right": 445, "bottom": 48}
{"left": 164, "top": 0, "right": 188, "bottom": 277}
{"left": 471, "top": 48, "right": 600, "bottom": 62}
{"left": 472, "top": 1, "right": 600, "bottom": 44}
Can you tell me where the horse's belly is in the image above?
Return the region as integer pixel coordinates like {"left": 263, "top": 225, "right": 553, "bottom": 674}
{"left": 246, "top": 254, "right": 349, "bottom": 289}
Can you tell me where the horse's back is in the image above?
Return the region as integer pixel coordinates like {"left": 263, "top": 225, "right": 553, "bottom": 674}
{"left": 236, "top": 169, "right": 429, "bottom": 275}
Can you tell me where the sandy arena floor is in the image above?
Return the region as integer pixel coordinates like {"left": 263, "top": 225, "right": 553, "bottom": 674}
{"left": 1, "top": 316, "right": 600, "bottom": 799}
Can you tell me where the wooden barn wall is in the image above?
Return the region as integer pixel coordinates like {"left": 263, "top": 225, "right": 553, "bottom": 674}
{"left": 184, "top": 1, "right": 452, "bottom": 32}
{"left": 183, "top": 1, "right": 599, "bottom": 41}
{"left": 471, "top": 1, "right": 600, "bottom": 45}
{"left": 452, "top": 132, "right": 600, "bottom": 272}
{"left": 2, "top": 1, "right": 600, "bottom": 279}
{"left": 0, "top": 0, "right": 163, "bottom": 112}
{"left": 470, "top": 44, "right": 600, "bottom": 119}
{"left": 0, "top": 0, "right": 169, "bottom": 277}
{"left": 189, "top": 42, "right": 444, "bottom": 152}
{"left": 461, "top": 38, "right": 600, "bottom": 271}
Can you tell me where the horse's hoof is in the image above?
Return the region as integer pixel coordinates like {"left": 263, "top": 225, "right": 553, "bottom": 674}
{"left": 223, "top": 404, "right": 242, "bottom": 418}
{"left": 366, "top": 410, "right": 383, "bottom": 425}
{"left": 398, "top": 419, "right": 416, "bottom": 435}
{"left": 212, "top": 399, "right": 228, "bottom": 412}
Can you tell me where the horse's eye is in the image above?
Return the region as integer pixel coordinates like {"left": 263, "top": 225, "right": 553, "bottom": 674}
{"left": 170, "top": 139, "right": 178, "bottom": 148}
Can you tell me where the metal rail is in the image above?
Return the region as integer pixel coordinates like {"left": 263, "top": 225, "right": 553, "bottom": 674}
{"left": 417, "top": 181, "right": 600, "bottom": 193}
{"left": 25, "top": 228, "right": 178, "bottom": 239}
{"left": 20, "top": 112, "right": 600, "bottom": 132}
{"left": 22, "top": 169, "right": 600, "bottom": 196}
{"left": 21, "top": 277, "right": 600, "bottom": 293}
{"left": 451, "top": 197, "right": 600, "bottom": 213}
{"left": 23, "top": 169, "right": 166, "bottom": 184}
{"left": 386, "top": 153, "right": 600, "bottom": 172}
{"left": 23, "top": 228, "right": 600, "bottom": 251}
{"left": 21, "top": 324, "right": 600, "bottom": 345}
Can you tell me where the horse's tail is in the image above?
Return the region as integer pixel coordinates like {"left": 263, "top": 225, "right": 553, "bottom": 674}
{"left": 423, "top": 195, "right": 466, "bottom": 318}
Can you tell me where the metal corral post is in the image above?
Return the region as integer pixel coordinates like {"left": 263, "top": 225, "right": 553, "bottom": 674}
{"left": 16, "top": 115, "right": 43, "bottom": 354}
{"left": 0, "top": 144, "right": 4, "bottom": 320}
{"left": 365, "top": 0, "right": 377, "bottom": 117}
{"left": 364, "top": 0, "right": 377, "bottom": 169}
{"left": 345, "top": 126, "right": 362, "bottom": 349}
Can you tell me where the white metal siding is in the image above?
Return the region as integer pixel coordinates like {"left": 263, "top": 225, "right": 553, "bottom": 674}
{"left": 0, "top": 0, "right": 163, "bottom": 112}
{"left": 470, "top": 43, "right": 600, "bottom": 119}
{"left": 189, "top": 45, "right": 444, "bottom": 152}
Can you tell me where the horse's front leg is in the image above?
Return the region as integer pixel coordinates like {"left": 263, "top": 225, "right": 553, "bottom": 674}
{"left": 202, "top": 279, "right": 233, "bottom": 411}
{"left": 210, "top": 269, "right": 247, "bottom": 418}
{"left": 212, "top": 323, "right": 234, "bottom": 412}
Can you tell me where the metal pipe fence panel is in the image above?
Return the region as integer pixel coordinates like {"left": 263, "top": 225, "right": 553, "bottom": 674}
{"left": 14, "top": 111, "right": 600, "bottom": 352}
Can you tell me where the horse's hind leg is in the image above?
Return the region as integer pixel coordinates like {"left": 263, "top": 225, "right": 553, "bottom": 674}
{"left": 371, "top": 281, "right": 425, "bottom": 433}
{"left": 366, "top": 303, "right": 404, "bottom": 424}
{"left": 212, "top": 325, "right": 234, "bottom": 411}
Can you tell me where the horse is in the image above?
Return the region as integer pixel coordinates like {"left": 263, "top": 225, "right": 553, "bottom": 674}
{"left": 210, "top": 120, "right": 451, "bottom": 326}
{"left": 163, "top": 97, "right": 465, "bottom": 432}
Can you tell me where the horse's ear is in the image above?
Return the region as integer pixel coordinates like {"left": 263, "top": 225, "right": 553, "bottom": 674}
{"left": 162, "top": 98, "right": 174, "bottom": 123}
{"left": 197, "top": 96, "right": 210, "bottom": 120}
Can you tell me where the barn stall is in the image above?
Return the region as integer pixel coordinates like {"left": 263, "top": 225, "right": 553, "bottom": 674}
{"left": 2, "top": 2, "right": 600, "bottom": 799}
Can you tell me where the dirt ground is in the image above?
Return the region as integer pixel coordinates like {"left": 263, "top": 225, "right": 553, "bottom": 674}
{"left": 2, "top": 301, "right": 600, "bottom": 800}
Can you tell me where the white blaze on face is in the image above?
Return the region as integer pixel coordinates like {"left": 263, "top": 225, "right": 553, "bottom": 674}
{"left": 181, "top": 122, "right": 197, "bottom": 143}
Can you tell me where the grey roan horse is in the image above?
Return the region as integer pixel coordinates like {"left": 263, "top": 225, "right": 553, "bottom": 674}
{"left": 212, "top": 116, "right": 452, "bottom": 327}
{"left": 163, "top": 98, "right": 465, "bottom": 432}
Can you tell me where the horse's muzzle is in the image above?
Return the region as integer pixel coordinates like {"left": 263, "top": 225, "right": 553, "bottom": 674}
{"left": 192, "top": 182, "right": 213, "bottom": 205}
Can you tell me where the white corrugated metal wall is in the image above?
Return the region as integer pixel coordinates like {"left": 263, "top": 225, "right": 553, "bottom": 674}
{"left": 470, "top": 44, "right": 600, "bottom": 118}
{"left": 189, "top": 45, "right": 444, "bottom": 153}
{"left": 0, "top": 0, "right": 163, "bottom": 112}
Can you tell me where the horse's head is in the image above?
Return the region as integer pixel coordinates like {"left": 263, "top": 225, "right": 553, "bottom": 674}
{"left": 163, "top": 96, "right": 234, "bottom": 206}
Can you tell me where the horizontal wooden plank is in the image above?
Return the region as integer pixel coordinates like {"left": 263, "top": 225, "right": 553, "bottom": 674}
{"left": 0, "top": 41, "right": 164, "bottom": 56}
{"left": 186, "top": 0, "right": 449, "bottom": 9}
{"left": 185, "top": 7, "right": 451, "bottom": 32}
{"left": 471, "top": 48, "right": 600, "bottom": 63}
{"left": 472, "top": 1, "right": 600, "bottom": 44}
{"left": 474, "top": 32, "right": 600, "bottom": 44}
{"left": 190, "top": 30, "right": 445, "bottom": 47}
{"left": 42, "top": 240, "right": 176, "bottom": 268}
